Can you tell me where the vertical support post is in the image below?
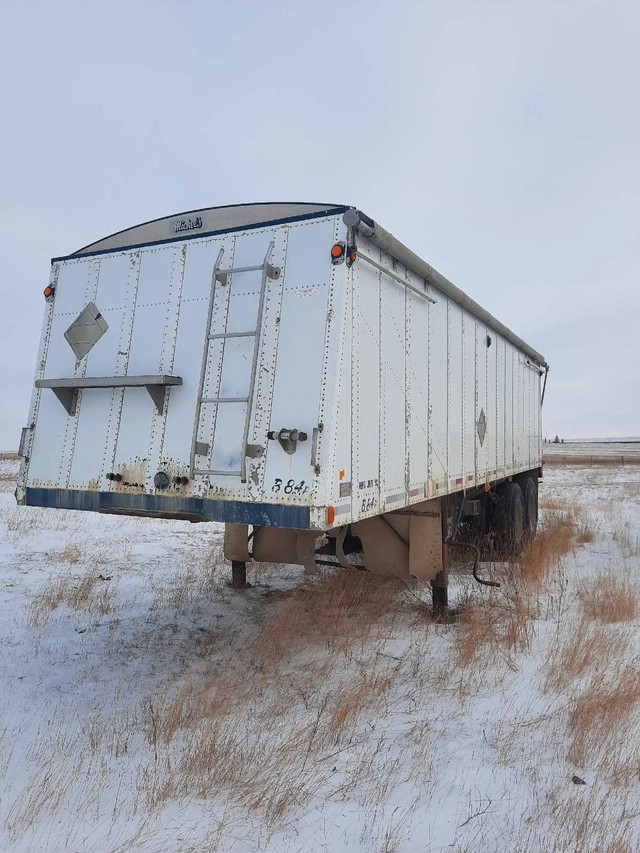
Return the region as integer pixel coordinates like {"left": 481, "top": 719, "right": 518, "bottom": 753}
{"left": 431, "top": 496, "right": 452, "bottom": 611}
{"left": 231, "top": 560, "right": 247, "bottom": 589}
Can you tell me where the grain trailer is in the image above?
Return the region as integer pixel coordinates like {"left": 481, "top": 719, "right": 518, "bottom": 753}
{"left": 17, "top": 202, "right": 548, "bottom": 606}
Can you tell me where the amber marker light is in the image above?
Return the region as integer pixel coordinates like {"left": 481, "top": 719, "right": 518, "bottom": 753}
{"left": 326, "top": 505, "right": 335, "bottom": 525}
{"left": 44, "top": 286, "right": 54, "bottom": 298}
{"left": 331, "top": 244, "right": 344, "bottom": 259}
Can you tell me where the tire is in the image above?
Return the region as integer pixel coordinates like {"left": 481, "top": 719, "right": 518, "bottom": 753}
{"left": 523, "top": 477, "right": 538, "bottom": 538}
{"left": 495, "top": 482, "right": 524, "bottom": 556}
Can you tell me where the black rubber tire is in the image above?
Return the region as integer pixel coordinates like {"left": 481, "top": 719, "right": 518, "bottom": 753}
{"left": 523, "top": 477, "right": 538, "bottom": 538}
{"left": 496, "top": 482, "right": 524, "bottom": 555}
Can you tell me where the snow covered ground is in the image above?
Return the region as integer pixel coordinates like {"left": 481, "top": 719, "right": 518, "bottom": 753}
{"left": 544, "top": 440, "right": 640, "bottom": 462}
{"left": 1, "top": 460, "right": 639, "bottom": 852}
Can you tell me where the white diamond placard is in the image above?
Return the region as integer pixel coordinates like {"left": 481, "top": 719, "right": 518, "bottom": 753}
{"left": 477, "top": 408, "right": 487, "bottom": 446}
{"left": 64, "top": 302, "right": 108, "bottom": 360}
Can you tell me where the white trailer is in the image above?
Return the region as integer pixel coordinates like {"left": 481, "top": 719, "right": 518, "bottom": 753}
{"left": 17, "top": 202, "right": 547, "bottom": 605}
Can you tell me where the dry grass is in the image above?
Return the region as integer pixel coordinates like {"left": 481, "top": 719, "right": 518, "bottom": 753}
{"left": 143, "top": 659, "right": 401, "bottom": 827}
{"left": 538, "top": 498, "right": 564, "bottom": 511}
{"left": 544, "top": 619, "right": 630, "bottom": 693}
{"left": 151, "top": 538, "right": 227, "bottom": 611}
{"left": 129, "top": 570, "right": 407, "bottom": 829}
{"left": 568, "top": 666, "right": 640, "bottom": 764}
{"left": 29, "top": 569, "right": 114, "bottom": 626}
{"left": 579, "top": 575, "right": 637, "bottom": 623}
{"left": 517, "top": 509, "right": 577, "bottom": 585}
{"left": 456, "top": 593, "right": 536, "bottom": 668}
{"left": 612, "top": 522, "right": 637, "bottom": 561}
{"left": 4, "top": 467, "right": 640, "bottom": 849}
{"left": 574, "top": 519, "right": 596, "bottom": 544}
{"left": 257, "top": 570, "right": 400, "bottom": 668}
{"left": 455, "top": 509, "right": 579, "bottom": 670}
{"left": 329, "top": 669, "right": 397, "bottom": 738}
{"left": 46, "top": 543, "right": 84, "bottom": 564}
{"left": 510, "top": 784, "right": 637, "bottom": 853}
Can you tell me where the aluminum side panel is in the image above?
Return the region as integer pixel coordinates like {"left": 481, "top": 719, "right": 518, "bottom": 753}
{"left": 161, "top": 238, "right": 224, "bottom": 472}
{"left": 351, "top": 254, "right": 381, "bottom": 521}
{"left": 475, "top": 320, "right": 488, "bottom": 479}
{"left": 319, "top": 264, "right": 351, "bottom": 514}
{"left": 514, "top": 347, "right": 522, "bottom": 468}
{"left": 27, "top": 389, "right": 70, "bottom": 486}
{"left": 379, "top": 253, "right": 407, "bottom": 508}
{"left": 407, "top": 291, "right": 429, "bottom": 494}
{"left": 495, "top": 333, "right": 506, "bottom": 475}
{"left": 43, "top": 260, "right": 95, "bottom": 379}
{"left": 262, "top": 219, "right": 336, "bottom": 501}
{"left": 428, "top": 291, "right": 448, "bottom": 490}
{"left": 485, "top": 326, "right": 500, "bottom": 480}
{"left": 110, "top": 246, "right": 180, "bottom": 484}
{"left": 505, "top": 341, "right": 514, "bottom": 471}
{"left": 447, "top": 301, "right": 463, "bottom": 484}
{"left": 462, "top": 309, "right": 476, "bottom": 483}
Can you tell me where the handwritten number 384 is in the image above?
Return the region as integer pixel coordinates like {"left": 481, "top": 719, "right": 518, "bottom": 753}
{"left": 272, "top": 479, "right": 308, "bottom": 494}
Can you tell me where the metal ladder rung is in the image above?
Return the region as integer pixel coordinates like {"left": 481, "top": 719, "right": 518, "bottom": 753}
{"left": 201, "top": 396, "right": 249, "bottom": 404}
{"left": 216, "top": 262, "right": 280, "bottom": 280}
{"left": 217, "top": 263, "right": 264, "bottom": 275}
{"left": 208, "top": 330, "right": 257, "bottom": 340}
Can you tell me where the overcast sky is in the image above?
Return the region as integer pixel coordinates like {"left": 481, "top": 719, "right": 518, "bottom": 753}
{"left": 1, "top": 0, "right": 638, "bottom": 448}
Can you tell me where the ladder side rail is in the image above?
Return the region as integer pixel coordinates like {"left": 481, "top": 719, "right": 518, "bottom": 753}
{"left": 189, "top": 247, "right": 225, "bottom": 476}
{"left": 239, "top": 240, "right": 275, "bottom": 482}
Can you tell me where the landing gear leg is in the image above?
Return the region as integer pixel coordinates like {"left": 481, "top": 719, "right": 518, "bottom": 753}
{"left": 431, "top": 581, "right": 448, "bottom": 611}
{"left": 431, "top": 495, "right": 453, "bottom": 613}
{"left": 231, "top": 560, "right": 248, "bottom": 589}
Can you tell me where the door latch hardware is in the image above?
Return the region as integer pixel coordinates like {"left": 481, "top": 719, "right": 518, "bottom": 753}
{"left": 267, "top": 428, "right": 308, "bottom": 455}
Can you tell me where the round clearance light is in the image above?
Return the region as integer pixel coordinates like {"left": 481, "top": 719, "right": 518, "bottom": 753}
{"left": 154, "top": 471, "right": 170, "bottom": 490}
{"left": 330, "top": 242, "right": 346, "bottom": 264}
{"left": 44, "top": 286, "right": 54, "bottom": 298}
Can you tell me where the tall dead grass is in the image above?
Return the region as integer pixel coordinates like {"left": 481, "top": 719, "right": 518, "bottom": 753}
{"left": 29, "top": 569, "right": 114, "bottom": 626}
{"left": 517, "top": 508, "right": 577, "bottom": 585}
{"left": 257, "top": 570, "right": 400, "bottom": 668}
{"left": 579, "top": 575, "right": 637, "bottom": 624}
{"left": 569, "top": 666, "right": 640, "bottom": 765}
{"left": 544, "top": 619, "right": 630, "bottom": 694}
{"left": 456, "top": 509, "right": 578, "bottom": 669}
{"left": 133, "top": 570, "right": 406, "bottom": 829}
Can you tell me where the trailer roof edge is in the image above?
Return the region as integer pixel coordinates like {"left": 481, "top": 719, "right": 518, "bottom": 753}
{"left": 350, "top": 209, "right": 547, "bottom": 367}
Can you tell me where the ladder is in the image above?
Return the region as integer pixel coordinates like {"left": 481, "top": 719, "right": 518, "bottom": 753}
{"left": 190, "top": 241, "right": 280, "bottom": 483}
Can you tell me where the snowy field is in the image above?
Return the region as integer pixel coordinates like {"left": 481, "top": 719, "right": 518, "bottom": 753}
{"left": 1, "top": 459, "right": 639, "bottom": 853}
{"left": 544, "top": 441, "right": 640, "bottom": 464}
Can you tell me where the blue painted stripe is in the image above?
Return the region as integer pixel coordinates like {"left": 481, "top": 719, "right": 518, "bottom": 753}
{"left": 26, "top": 488, "right": 312, "bottom": 529}
{"left": 51, "top": 206, "right": 349, "bottom": 264}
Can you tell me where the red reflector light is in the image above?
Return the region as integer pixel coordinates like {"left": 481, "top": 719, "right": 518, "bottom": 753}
{"left": 326, "top": 505, "right": 335, "bottom": 525}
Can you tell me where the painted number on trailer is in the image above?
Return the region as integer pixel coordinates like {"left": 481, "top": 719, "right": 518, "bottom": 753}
{"left": 361, "top": 497, "right": 377, "bottom": 513}
{"left": 272, "top": 479, "right": 309, "bottom": 494}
